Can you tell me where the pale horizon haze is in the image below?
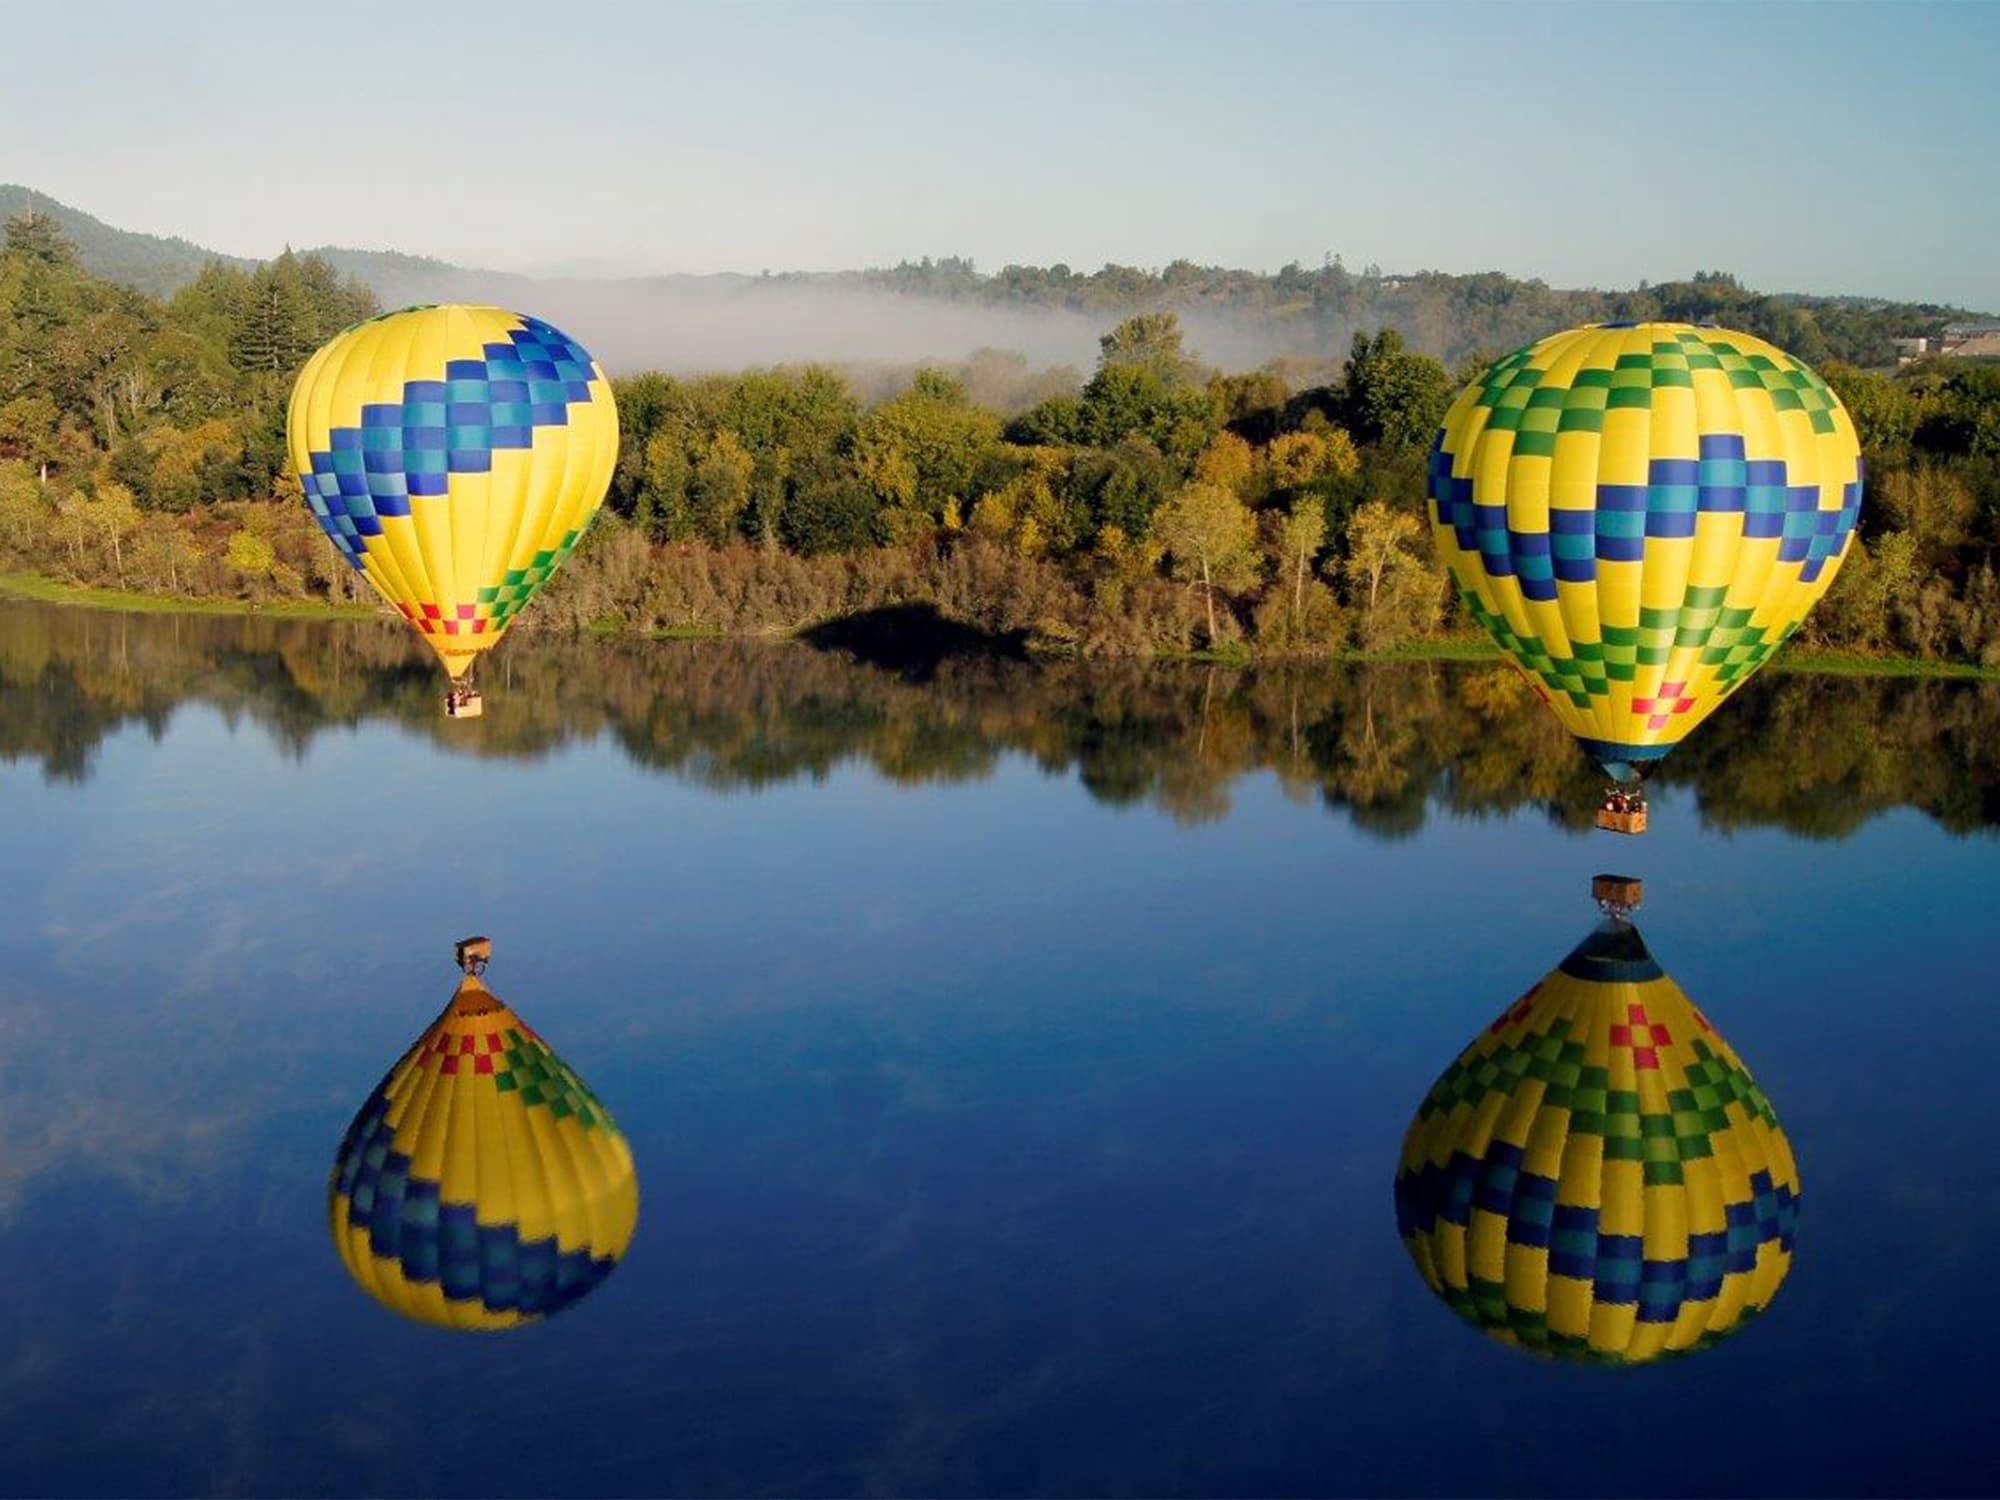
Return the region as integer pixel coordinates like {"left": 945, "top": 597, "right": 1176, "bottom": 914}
{"left": 3, "top": 0, "right": 1998, "bottom": 308}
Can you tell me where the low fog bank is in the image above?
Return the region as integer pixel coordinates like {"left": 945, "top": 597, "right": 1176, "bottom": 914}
{"left": 363, "top": 262, "right": 1352, "bottom": 379}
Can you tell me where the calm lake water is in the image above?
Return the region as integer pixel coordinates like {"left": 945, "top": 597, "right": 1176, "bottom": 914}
{"left": 1, "top": 598, "right": 1995, "bottom": 1497}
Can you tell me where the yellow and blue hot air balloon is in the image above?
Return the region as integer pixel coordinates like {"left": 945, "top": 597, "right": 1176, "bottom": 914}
{"left": 287, "top": 305, "right": 618, "bottom": 705}
{"left": 1393, "top": 881, "right": 1799, "bottom": 1364}
{"left": 329, "top": 939, "right": 639, "bottom": 1330}
{"left": 1429, "top": 322, "right": 1862, "bottom": 818}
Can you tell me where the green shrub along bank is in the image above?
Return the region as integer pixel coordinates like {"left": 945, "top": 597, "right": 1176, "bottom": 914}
{"left": 4, "top": 209, "right": 1999, "bottom": 662}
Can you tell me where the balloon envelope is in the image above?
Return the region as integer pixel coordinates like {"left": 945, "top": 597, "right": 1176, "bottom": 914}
{"left": 329, "top": 973, "right": 639, "bottom": 1330}
{"left": 287, "top": 305, "right": 619, "bottom": 680}
{"left": 1428, "top": 322, "right": 1862, "bottom": 779}
{"left": 1394, "top": 916, "right": 1799, "bottom": 1363}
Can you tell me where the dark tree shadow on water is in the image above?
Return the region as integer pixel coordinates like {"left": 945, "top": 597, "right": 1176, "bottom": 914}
{"left": 799, "top": 604, "right": 1030, "bottom": 680}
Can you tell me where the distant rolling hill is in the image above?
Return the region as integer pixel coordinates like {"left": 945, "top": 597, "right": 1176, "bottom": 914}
{"left": 0, "top": 184, "right": 519, "bottom": 305}
{"left": 0, "top": 183, "right": 257, "bottom": 297}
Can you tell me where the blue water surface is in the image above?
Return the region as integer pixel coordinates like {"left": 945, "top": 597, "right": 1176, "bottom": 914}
{"left": 0, "top": 603, "right": 1993, "bottom": 1497}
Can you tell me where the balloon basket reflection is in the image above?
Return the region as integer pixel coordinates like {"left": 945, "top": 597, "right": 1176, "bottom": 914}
{"left": 1590, "top": 873, "right": 1644, "bottom": 917}
{"left": 454, "top": 934, "right": 492, "bottom": 974}
{"left": 444, "top": 687, "right": 484, "bottom": 719}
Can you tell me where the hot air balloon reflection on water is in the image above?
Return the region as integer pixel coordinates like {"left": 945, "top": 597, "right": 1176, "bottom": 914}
{"left": 1394, "top": 878, "right": 1799, "bottom": 1364}
{"left": 287, "top": 306, "right": 619, "bottom": 718}
{"left": 329, "top": 938, "right": 639, "bottom": 1330}
{"left": 1429, "top": 323, "right": 1864, "bottom": 833}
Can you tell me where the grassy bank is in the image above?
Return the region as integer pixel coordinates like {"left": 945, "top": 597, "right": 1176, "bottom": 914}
{"left": 0, "top": 572, "right": 383, "bottom": 621}
{"left": 6, "top": 569, "right": 1997, "bottom": 680}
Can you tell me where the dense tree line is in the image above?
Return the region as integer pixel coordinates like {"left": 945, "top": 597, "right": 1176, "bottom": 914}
{"left": 5, "top": 210, "right": 2000, "bottom": 664}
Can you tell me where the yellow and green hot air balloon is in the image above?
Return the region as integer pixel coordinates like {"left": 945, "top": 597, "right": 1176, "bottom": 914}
{"left": 287, "top": 305, "right": 618, "bottom": 705}
{"left": 1393, "top": 881, "right": 1799, "bottom": 1364}
{"left": 329, "top": 940, "right": 639, "bottom": 1330}
{"left": 1429, "top": 322, "right": 1862, "bottom": 808}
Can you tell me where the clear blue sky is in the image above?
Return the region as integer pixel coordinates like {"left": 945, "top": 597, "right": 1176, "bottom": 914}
{"left": 5, "top": 0, "right": 1997, "bottom": 307}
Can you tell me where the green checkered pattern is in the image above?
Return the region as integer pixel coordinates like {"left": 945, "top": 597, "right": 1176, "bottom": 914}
{"left": 1472, "top": 328, "right": 1843, "bottom": 445}
{"left": 475, "top": 528, "right": 585, "bottom": 626}
{"left": 493, "top": 1025, "right": 613, "bottom": 1131}
{"left": 1412, "top": 1016, "right": 1780, "bottom": 1189}
{"left": 1458, "top": 587, "right": 1797, "bottom": 706}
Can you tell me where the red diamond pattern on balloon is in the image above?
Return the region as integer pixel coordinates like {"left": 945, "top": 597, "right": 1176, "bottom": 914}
{"left": 1489, "top": 983, "right": 1542, "bottom": 1035}
{"left": 1610, "top": 1002, "right": 1672, "bottom": 1070}
{"left": 1633, "top": 680, "right": 1696, "bottom": 730}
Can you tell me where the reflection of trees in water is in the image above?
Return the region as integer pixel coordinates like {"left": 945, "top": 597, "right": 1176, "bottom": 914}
{"left": 3, "top": 599, "right": 1996, "bottom": 839}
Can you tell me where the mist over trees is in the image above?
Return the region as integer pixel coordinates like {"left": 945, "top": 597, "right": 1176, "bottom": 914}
{"left": 5, "top": 184, "right": 1986, "bottom": 376}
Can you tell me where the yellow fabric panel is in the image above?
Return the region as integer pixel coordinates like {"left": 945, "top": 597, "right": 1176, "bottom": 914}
{"left": 1545, "top": 1277, "right": 1594, "bottom": 1341}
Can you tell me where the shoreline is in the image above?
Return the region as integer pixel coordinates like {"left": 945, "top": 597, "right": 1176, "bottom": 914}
{"left": 0, "top": 572, "right": 384, "bottom": 622}
{"left": 5, "top": 571, "right": 1995, "bottom": 680}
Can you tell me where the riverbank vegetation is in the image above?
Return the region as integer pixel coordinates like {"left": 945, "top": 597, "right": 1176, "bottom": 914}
{"left": 4, "top": 209, "right": 1999, "bottom": 664}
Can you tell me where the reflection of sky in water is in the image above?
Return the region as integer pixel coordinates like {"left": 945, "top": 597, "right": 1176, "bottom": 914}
{"left": 1, "top": 634, "right": 1997, "bottom": 1494}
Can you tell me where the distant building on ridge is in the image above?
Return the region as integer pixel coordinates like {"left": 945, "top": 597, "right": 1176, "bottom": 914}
{"left": 1896, "top": 321, "right": 2000, "bottom": 364}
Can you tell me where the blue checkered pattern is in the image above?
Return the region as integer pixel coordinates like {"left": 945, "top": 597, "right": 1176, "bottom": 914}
{"left": 1394, "top": 1143, "right": 1798, "bottom": 1324}
{"left": 300, "top": 316, "right": 599, "bottom": 570}
{"left": 332, "top": 1083, "right": 619, "bottom": 1318}
{"left": 1428, "top": 439, "right": 1863, "bottom": 603}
